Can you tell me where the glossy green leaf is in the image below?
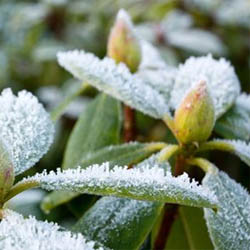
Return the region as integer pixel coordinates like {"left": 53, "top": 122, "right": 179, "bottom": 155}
{"left": 165, "top": 206, "right": 213, "bottom": 250}
{"left": 63, "top": 93, "right": 122, "bottom": 170}
{"left": 215, "top": 94, "right": 250, "bottom": 140}
{"left": 41, "top": 93, "right": 122, "bottom": 213}
{"left": 203, "top": 169, "right": 250, "bottom": 250}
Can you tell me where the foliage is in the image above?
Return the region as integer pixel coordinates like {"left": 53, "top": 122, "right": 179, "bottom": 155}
{"left": 0, "top": 1, "right": 250, "bottom": 249}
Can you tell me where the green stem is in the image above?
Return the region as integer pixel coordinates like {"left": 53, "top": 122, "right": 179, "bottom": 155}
{"left": 4, "top": 180, "right": 39, "bottom": 203}
{"left": 50, "top": 82, "right": 90, "bottom": 122}
{"left": 187, "top": 157, "right": 217, "bottom": 174}
{"left": 158, "top": 144, "right": 180, "bottom": 162}
{"left": 198, "top": 140, "right": 234, "bottom": 153}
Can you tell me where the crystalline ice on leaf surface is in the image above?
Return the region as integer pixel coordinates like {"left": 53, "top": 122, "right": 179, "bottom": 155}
{"left": 0, "top": 210, "right": 102, "bottom": 250}
{"left": 23, "top": 161, "right": 217, "bottom": 208}
{"left": 203, "top": 171, "right": 250, "bottom": 250}
{"left": 170, "top": 54, "right": 240, "bottom": 118}
{"left": 57, "top": 50, "right": 170, "bottom": 119}
{"left": 0, "top": 88, "right": 54, "bottom": 175}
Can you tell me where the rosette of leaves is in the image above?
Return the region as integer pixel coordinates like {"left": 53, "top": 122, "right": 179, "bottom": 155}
{"left": 53, "top": 9, "right": 250, "bottom": 250}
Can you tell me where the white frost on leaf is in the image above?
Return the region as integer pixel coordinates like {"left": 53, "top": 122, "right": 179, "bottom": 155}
{"left": 203, "top": 170, "right": 250, "bottom": 250}
{"left": 57, "top": 50, "right": 170, "bottom": 119}
{"left": 0, "top": 89, "right": 54, "bottom": 175}
{"left": 170, "top": 54, "right": 240, "bottom": 118}
{"left": 215, "top": 93, "right": 250, "bottom": 140}
{"left": 0, "top": 210, "right": 102, "bottom": 250}
{"left": 23, "top": 162, "right": 217, "bottom": 208}
{"left": 137, "top": 41, "right": 176, "bottom": 103}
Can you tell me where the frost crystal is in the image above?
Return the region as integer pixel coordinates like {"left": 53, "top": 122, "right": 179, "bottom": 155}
{"left": 0, "top": 210, "right": 102, "bottom": 250}
{"left": 0, "top": 89, "right": 54, "bottom": 175}
{"left": 170, "top": 54, "right": 240, "bottom": 118}
{"left": 137, "top": 41, "right": 176, "bottom": 103}
{"left": 57, "top": 50, "right": 170, "bottom": 119}
{"left": 24, "top": 162, "right": 217, "bottom": 208}
{"left": 203, "top": 171, "right": 250, "bottom": 250}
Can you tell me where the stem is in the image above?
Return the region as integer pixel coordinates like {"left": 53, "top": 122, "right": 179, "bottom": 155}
{"left": 158, "top": 145, "right": 180, "bottom": 162}
{"left": 50, "top": 82, "right": 89, "bottom": 122}
{"left": 123, "top": 105, "right": 136, "bottom": 142}
{"left": 198, "top": 140, "right": 234, "bottom": 153}
{"left": 187, "top": 157, "right": 217, "bottom": 174}
{"left": 4, "top": 180, "right": 39, "bottom": 203}
{"left": 154, "top": 154, "right": 186, "bottom": 249}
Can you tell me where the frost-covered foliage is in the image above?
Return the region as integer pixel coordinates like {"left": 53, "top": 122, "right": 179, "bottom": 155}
{"left": 0, "top": 89, "right": 54, "bottom": 175}
{"left": 0, "top": 210, "right": 102, "bottom": 250}
{"left": 170, "top": 54, "right": 240, "bottom": 118}
{"left": 58, "top": 50, "right": 170, "bottom": 119}
{"left": 21, "top": 162, "right": 217, "bottom": 208}
{"left": 203, "top": 170, "right": 250, "bottom": 250}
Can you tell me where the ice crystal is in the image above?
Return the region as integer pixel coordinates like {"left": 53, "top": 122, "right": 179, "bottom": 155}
{"left": 0, "top": 210, "right": 102, "bottom": 250}
{"left": 203, "top": 170, "right": 250, "bottom": 250}
{"left": 57, "top": 50, "right": 170, "bottom": 119}
{"left": 215, "top": 93, "right": 250, "bottom": 140}
{"left": 23, "top": 162, "right": 217, "bottom": 208}
{"left": 170, "top": 54, "right": 240, "bottom": 118}
{"left": 74, "top": 196, "right": 162, "bottom": 247}
{"left": 0, "top": 89, "right": 54, "bottom": 175}
{"left": 137, "top": 41, "right": 176, "bottom": 103}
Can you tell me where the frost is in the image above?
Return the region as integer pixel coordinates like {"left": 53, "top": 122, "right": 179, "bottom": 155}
{"left": 57, "top": 50, "right": 170, "bottom": 119}
{"left": 170, "top": 54, "right": 240, "bottom": 118}
{"left": 137, "top": 41, "right": 176, "bottom": 103}
{"left": 0, "top": 89, "right": 54, "bottom": 175}
{"left": 203, "top": 170, "right": 250, "bottom": 250}
{"left": 215, "top": 94, "right": 250, "bottom": 140}
{"left": 116, "top": 9, "right": 133, "bottom": 30}
{"left": 0, "top": 210, "right": 102, "bottom": 250}
{"left": 74, "top": 197, "right": 162, "bottom": 247}
{"left": 23, "top": 162, "right": 217, "bottom": 208}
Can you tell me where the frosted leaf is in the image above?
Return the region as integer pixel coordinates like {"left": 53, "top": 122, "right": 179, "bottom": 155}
{"left": 57, "top": 50, "right": 170, "bottom": 119}
{"left": 167, "top": 29, "right": 226, "bottom": 55}
{"left": 203, "top": 170, "right": 250, "bottom": 250}
{"left": 215, "top": 94, "right": 250, "bottom": 140}
{"left": 170, "top": 54, "right": 240, "bottom": 118}
{"left": 184, "top": 0, "right": 220, "bottom": 12}
{"left": 23, "top": 162, "right": 217, "bottom": 208}
{"left": 213, "top": 139, "right": 250, "bottom": 167}
{"left": 0, "top": 89, "right": 54, "bottom": 175}
{"left": 0, "top": 210, "right": 102, "bottom": 250}
{"left": 137, "top": 41, "right": 176, "bottom": 103}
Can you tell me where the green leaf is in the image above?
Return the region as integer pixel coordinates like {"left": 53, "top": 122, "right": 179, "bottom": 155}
{"left": 165, "top": 206, "right": 213, "bottom": 250}
{"left": 57, "top": 50, "right": 171, "bottom": 119}
{"left": 73, "top": 197, "right": 163, "bottom": 250}
{"left": 215, "top": 94, "right": 250, "bottom": 140}
{"left": 63, "top": 93, "right": 122, "bottom": 169}
{"left": 41, "top": 142, "right": 165, "bottom": 213}
{"left": 24, "top": 159, "right": 217, "bottom": 209}
{"left": 41, "top": 93, "right": 122, "bottom": 213}
{"left": 203, "top": 169, "right": 250, "bottom": 250}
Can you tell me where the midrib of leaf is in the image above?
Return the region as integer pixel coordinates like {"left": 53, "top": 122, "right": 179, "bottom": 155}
{"left": 179, "top": 207, "right": 196, "bottom": 250}
{"left": 215, "top": 173, "right": 250, "bottom": 231}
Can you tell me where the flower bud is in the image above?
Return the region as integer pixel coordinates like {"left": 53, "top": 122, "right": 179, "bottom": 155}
{"left": 0, "top": 141, "right": 14, "bottom": 204}
{"left": 107, "top": 9, "right": 141, "bottom": 73}
{"left": 174, "top": 80, "right": 215, "bottom": 144}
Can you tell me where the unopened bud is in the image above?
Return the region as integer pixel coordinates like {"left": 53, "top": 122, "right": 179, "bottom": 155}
{"left": 107, "top": 9, "right": 141, "bottom": 73}
{"left": 174, "top": 80, "right": 215, "bottom": 144}
{"left": 0, "top": 141, "right": 14, "bottom": 204}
